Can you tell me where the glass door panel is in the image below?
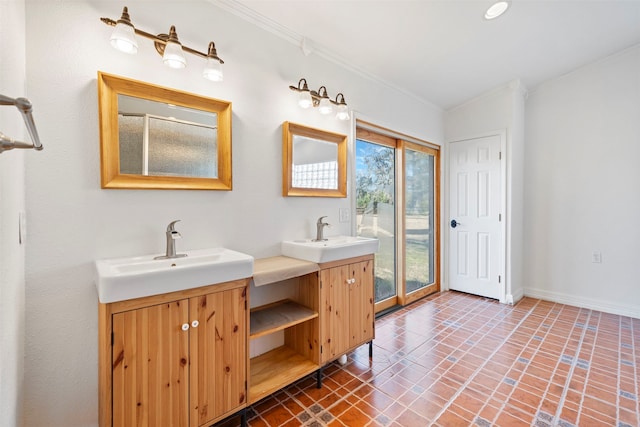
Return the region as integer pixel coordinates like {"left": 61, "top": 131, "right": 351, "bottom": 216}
{"left": 403, "top": 143, "right": 438, "bottom": 303}
{"left": 355, "top": 139, "right": 397, "bottom": 308}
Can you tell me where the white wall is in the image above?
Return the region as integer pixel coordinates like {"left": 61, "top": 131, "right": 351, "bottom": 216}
{"left": 0, "top": 1, "right": 26, "bottom": 425}
{"left": 524, "top": 44, "right": 640, "bottom": 317}
{"left": 444, "top": 81, "right": 527, "bottom": 304}
{"left": 22, "top": 1, "right": 443, "bottom": 425}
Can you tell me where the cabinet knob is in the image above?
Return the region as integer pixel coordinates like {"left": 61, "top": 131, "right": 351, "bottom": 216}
{"left": 191, "top": 320, "right": 199, "bottom": 328}
{"left": 181, "top": 323, "right": 190, "bottom": 331}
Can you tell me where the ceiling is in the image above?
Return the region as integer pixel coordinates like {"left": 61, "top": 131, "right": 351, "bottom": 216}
{"left": 214, "top": 0, "right": 640, "bottom": 110}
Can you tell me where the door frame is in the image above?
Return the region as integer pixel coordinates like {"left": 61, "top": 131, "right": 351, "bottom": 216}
{"left": 446, "top": 130, "right": 507, "bottom": 303}
{"left": 399, "top": 140, "right": 441, "bottom": 306}
{"left": 353, "top": 119, "right": 442, "bottom": 312}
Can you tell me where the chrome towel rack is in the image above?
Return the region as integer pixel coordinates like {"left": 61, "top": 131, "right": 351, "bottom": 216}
{"left": 0, "top": 94, "right": 43, "bottom": 154}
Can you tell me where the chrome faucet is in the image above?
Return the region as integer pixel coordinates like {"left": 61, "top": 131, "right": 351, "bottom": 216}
{"left": 313, "top": 216, "right": 330, "bottom": 242}
{"left": 154, "top": 220, "right": 187, "bottom": 260}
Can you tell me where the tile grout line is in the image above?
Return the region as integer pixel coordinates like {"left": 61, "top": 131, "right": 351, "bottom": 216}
{"left": 509, "top": 302, "right": 572, "bottom": 426}
{"left": 575, "top": 309, "right": 603, "bottom": 424}
{"left": 362, "top": 295, "right": 496, "bottom": 424}
{"left": 635, "top": 317, "right": 639, "bottom": 425}
{"left": 426, "top": 298, "right": 544, "bottom": 424}
{"left": 627, "top": 315, "right": 639, "bottom": 426}
{"left": 485, "top": 301, "right": 568, "bottom": 425}
{"left": 617, "top": 314, "right": 623, "bottom": 426}
{"left": 551, "top": 307, "right": 594, "bottom": 425}
{"left": 347, "top": 295, "right": 504, "bottom": 425}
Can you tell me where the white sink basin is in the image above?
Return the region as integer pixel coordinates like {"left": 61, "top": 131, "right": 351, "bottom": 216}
{"left": 281, "top": 236, "right": 379, "bottom": 263}
{"left": 95, "top": 247, "right": 254, "bottom": 303}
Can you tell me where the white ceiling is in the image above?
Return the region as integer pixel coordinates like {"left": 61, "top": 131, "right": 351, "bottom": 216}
{"left": 214, "top": 0, "right": 640, "bottom": 110}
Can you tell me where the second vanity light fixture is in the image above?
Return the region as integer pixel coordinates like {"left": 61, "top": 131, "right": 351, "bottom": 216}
{"left": 289, "top": 78, "right": 350, "bottom": 121}
{"left": 101, "top": 6, "right": 225, "bottom": 81}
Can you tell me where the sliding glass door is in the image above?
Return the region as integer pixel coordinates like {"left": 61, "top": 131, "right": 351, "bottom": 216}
{"left": 356, "top": 127, "right": 440, "bottom": 312}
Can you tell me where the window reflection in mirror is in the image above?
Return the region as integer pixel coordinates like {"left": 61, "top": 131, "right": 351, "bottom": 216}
{"left": 282, "top": 121, "right": 347, "bottom": 197}
{"left": 97, "top": 72, "right": 232, "bottom": 190}
{"left": 118, "top": 94, "right": 218, "bottom": 178}
{"left": 292, "top": 135, "right": 338, "bottom": 189}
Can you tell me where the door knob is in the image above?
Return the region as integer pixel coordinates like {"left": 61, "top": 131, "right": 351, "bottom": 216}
{"left": 450, "top": 219, "right": 460, "bottom": 228}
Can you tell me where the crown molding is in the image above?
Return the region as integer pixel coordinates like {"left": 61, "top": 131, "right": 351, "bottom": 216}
{"left": 208, "top": 0, "right": 442, "bottom": 111}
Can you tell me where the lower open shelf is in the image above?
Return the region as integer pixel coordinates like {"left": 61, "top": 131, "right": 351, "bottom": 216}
{"left": 249, "top": 345, "right": 319, "bottom": 404}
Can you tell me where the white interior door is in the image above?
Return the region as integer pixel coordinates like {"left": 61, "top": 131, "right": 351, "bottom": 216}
{"left": 448, "top": 135, "right": 503, "bottom": 300}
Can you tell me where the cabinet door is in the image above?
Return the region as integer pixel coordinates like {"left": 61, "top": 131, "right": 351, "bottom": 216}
{"left": 112, "top": 300, "right": 190, "bottom": 427}
{"left": 190, "top": 287, "right": 247, "bottom": 427}
{"left": 349, "top": 259, "right": 375, "bottom": 347}
{"left": 320, "top": 265, "right": 350, "bottom": 363}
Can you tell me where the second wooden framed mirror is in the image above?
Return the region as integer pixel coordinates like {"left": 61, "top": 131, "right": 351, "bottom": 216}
{"left": 282, "top": 121, "right": 347, "bottom": 197}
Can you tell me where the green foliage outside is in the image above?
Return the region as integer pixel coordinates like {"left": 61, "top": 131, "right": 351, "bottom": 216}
{"left": 356, "top": 139, "right": 436, "bottom": 303}
{"left": 356, "top": 144, "right": 394, "bottom": 209}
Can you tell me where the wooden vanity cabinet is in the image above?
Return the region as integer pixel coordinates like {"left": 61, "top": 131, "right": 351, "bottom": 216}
{"left": 319, "top": 255, "right": 375, "bottom": 364}
{"left": 99, "top": 279, "right": 249, "bottom": 427}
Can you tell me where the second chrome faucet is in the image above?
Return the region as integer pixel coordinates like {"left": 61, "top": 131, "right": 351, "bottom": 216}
{"left": 313, "top": 216, "right": 330, "bottom": 242}
{"left": 154, "top": 220, "right": 187, "bottom": 260}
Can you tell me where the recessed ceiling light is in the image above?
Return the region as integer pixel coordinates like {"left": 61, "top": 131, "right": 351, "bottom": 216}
{"left": 485, "top": 1, "right": 510, "bottom": 20}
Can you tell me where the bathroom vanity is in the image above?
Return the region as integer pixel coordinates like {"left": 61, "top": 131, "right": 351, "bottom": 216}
{"left": 98, "top": 279, "right": 249, "bottom": 427}
{"left": 97, "top": 247, "right": 376, "bottom": 427}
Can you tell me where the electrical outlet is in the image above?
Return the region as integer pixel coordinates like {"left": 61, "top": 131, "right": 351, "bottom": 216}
{"left": 339, "top": 208, "right": 350, "bottom": 223}
{"left": 591, "top": 251, "right": 602, "bottom": 263}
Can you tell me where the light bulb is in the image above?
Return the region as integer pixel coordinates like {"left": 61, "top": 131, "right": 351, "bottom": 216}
{"left": 318, "top": 97, "right": 333, "bottom": 115}
{"left": 336, "top": 104, "right": 350, "bottom": 121}
{"left": 298, "top": 91, "right": 313, "bottom": 109}
{"left": 110, "top": 22, "right": 138, "bottom": 54}
{"left": 203, "top": 58, "right": 223, "bottom": 81}
{"left": 163, "top": 41, "right": 186, "bottom": 69}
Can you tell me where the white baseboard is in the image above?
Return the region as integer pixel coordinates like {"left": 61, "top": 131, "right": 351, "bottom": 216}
{"left": 525, "top": 287, "right": 640, "bottom": 319}
{"left": 506, "top": 287, "right": 525, "bottom": 305}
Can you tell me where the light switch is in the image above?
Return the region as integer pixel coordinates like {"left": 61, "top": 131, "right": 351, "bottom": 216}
{"left": 339, "top": 208, "right": 350, "bottom": 223}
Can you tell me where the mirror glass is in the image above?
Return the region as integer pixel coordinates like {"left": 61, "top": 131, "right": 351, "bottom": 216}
{"left": 283, "top": 122, "right": 347, "bottom": 197}
{"left": 98, "top": 72, "right": 232, "bottom": 190}
{"left": 118, "top": 95, "right": 218, "bottom": 178}
{"left": 292, "top": 135, "right": 338, "bottom": 189}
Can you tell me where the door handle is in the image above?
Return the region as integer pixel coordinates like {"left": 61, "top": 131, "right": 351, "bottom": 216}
{"left": 450, "top": 219, "right": 460, "bottom": 228}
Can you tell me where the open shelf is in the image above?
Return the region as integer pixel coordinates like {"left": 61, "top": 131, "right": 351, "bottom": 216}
{"left": 249, "top": 345, "right": 319, "bottom": 404}
{"left": 250, "top": 300, "right": 318, "bottom": 339}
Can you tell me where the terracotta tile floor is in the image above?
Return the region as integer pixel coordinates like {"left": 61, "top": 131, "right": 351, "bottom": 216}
{"left": 217, "top": 291, "right": 640, "bottom": 426}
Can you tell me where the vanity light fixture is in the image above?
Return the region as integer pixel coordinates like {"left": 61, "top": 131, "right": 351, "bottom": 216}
{"left": 288, "top": 78, "right": 350, "bottom": 121}
{"left": 484, "top": 1, "right": 510, "bottom": 20}
{"left": 101, "top": 6, "right": 225, "bottom": 81}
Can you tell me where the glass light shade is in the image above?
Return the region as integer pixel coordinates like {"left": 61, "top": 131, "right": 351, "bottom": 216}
{"left": 485, "top": 1, "right": 510, "bottom": 19}
{"left": 162, "top": 41, "right": 187, "bottom": 69}
{"left": 336, "top": 104, "right": 350, "bottom": 121}
{"left": 110, "top": 23, "right": 138, "bottom": 54}
{"left": 203, "top": 58, "right": 223, "bottom": 81}
{"left": 318, "top": 97, "right": 333, "bottom": 115}
{"left": 298, "top": 91, "right": 313, "bottom": 109}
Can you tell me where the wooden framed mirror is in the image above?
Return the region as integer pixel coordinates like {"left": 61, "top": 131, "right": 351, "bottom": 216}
{"left": 97, "top": 72, "right": 232, "bottom": 190}
{"left": 282, "top": 121, "right": 347, "bottom": 197}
